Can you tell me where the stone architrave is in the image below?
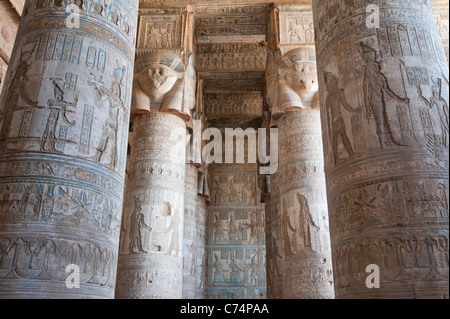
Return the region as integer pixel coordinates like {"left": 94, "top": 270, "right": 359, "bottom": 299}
{"left": 182, "top": 163, "right": 199, "bottom": 299}
{"left": 0, "top": 0, "right": 138, "bottom": 298}
{"left": 116, "top": 112, "right": 186, "bottom": 299}
{"left": 313, "top": 0, "right": 449, "bottom": 298}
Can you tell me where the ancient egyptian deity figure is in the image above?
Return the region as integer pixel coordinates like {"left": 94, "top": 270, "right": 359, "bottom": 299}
{"left": 360, "top": 43, "right": 409, "bottom": 149}
{"left": 131, "top": 52, "right": 190, "bottom": 122}
{"left": 129, "top": 198, "right": 151, "bottom": 254}
{"left": 324, "top": 71, "right": 361, "bottom": 164}
{"left": 297, "top": 194, "right": 320, "bottom": 254}
{"left": 266, "top": 47, "right": 319, "bottom": 121}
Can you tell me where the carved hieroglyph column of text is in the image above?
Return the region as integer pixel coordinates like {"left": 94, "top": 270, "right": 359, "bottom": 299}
{"left": 182, "top": 163, "right": 198, "bottom": 299}
{"left": 196, "top": 189, "right": 207, "bottom": 299}
{"left": 265, "top": 170, "right": 283, "bottom": 299}
{"left": 116, "top": 112, "right": 186, "bottom": 299}
{"left": 278, "top": 110, "right": 334, "bottom": 299}
{"left": 313, "top": 0, "right": 449, "bottom": 298}
{"left": 0, "top": 0, "right": 138, "bottom": 298}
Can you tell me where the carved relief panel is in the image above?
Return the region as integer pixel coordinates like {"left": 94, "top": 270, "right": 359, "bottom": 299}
{"left": 313, "top": 0, "right": 449, "bottom": 298}
{"left": 137, "top": 8, "right": 183, "bottom": 49}
{"left": 196, "top": 43, "right": 267, "bottom": 72}
{"left": 204, "top": 93, "right": 263, "bottom": 118}
{"left": 277, "top": 5, "right": 315, "bottom": 46}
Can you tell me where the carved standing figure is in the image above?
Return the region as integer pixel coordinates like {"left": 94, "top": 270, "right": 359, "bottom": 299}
{"left": 0, "top": 47, "right": 38, "bottom": 149}
{"left": 129, "top": 198, "right": 151, "bottom": 254}
{"left": 282, "top": 197, "right": 297, "bottom": 257}
{"left": 88, "top": 66, "right": 125, "bottom": 168}
{"left": 418, "top": 78, "right": 449, "bottom": 148}
{"left": 360, "top": 43, "right": 409, "bottom": 148}
{"left": 324, "top": 71, "right": 361, "bottom": 164}
{"left": 164, "top": 208, "right": 180, "bottom": 257}
{"left": 297, "top": 194, "right": 320, "bottom": 254}
{"left": 41, "top": 80, "right": 77, "bottom": 153}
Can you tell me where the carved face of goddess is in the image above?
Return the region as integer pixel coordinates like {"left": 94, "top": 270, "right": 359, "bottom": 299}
{"left": 284, "top": 60, "right": 318, "bottom": 98}
{"left": 138, "top": 64, "right": 183, "bottom": 100}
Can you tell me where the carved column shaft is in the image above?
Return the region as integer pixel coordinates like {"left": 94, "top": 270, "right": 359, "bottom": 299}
{"left": 182, "top": 163, "right": 198, "bottom": 299}
{"left": 0, "top": 0, "right": 138, "bottom": 298}
{"left": 196, "top": 194, "right": 207, "bottom": 299}
{"left": 265, "top": 170, "right": 283, "bottom": 299}
{"left": 278, "top": 110, "right": 334, "bottom": 299}
{"left": 313, "top": 0, "right": 449, "bottom": 298}
{"left": 116, "top": 112, "right": 186, "bottom": 299}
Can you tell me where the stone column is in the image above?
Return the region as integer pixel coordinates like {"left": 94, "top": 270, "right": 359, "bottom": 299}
{"left": 116, "top": 112, "right": 186, "bottom": 299}
{"left": 313, "top": 0, "right": 449, "bottom": 298}
{"left": 196, "top": 191, "right": 207, "bottom": 299}
{"left": 265, "top": 46, "right": 334, "bottom": 299}
{"left": 265, "top": 170, "right": 283, "bottom": 299}
{"left": 278, "top": 110, "right": 334, "bottom": 299}
{"left": 0, "top": 0, "right": 138, "bottom": 298}
{"left": 182, "top": 163, "right": 198, "bottom": 299}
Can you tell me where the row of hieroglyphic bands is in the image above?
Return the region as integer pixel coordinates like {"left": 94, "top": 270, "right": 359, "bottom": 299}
{"left": 116, "top": 112, "right": 186, "bottom": 299}
{"left": 206, "top": 162, "right": 267, "bottom": 299}
{"left": 0, "top": 1, "right": 138, "bottom": 298}
{"left": 313, "top": 0, "right": 449, "bottom": 298}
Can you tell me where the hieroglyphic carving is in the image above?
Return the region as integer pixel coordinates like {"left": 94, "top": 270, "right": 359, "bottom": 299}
{"left": 137, "top": 9, "right": 183, "bottom": 49}
{"left": 183, "top": 164, "right": 198, "bottom": 299}
{"left": 204, "top": 93, "right": 263, "bottom": 118}
{"left": 276, "top": 110, "right": 334, "bottom": 299}
{"left": 0, "top": 0, "right": 138, "bottom": 298}
{"left": 333, "top": 232, "right": 449, "bottom": 298}
{"left": 313, "top": 0, "right": 449, "bottom": 299}
{"left": 206, "top": 246, "right": 266, "bottom": 299}
{"left": 194, "top": 4, "right": 269, "bottom": 38}
{"left": 277, "top": 5, "right": 315, "bottom": 45}
{"left": 196, "top": 195, "right": 207, "bottom": 298}
{"left": 0, "top": 236, "right": 116, "bottom": 291}
{"left": 116, "top": 112, "right": 186, "bottom": 299}
{"left": 202, "top": 71, "right": 265, "bottom": 93}
{"left": 323, "top": 71, "right": 361, "bottom": 165}
{"left": 22, "top": 0, "right": 137, "bottom": 43}
{"left": 196, "top": 43, "right": 267, "bottom": 72}
{"left": 205, "top": 160, "right": 266, "bottom": 299}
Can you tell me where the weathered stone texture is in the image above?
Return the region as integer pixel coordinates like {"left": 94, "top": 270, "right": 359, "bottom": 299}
{"left": 313, "top": 0, "right": 449, "bottom": 298}
{"left": 0, "top": 0, "right": 138, "bottom": 298}
{"left": 116, "top": 112, "right": 186, "bottom": 299}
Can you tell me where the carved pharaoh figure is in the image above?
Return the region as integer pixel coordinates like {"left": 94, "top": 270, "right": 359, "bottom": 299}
{"left": 282, "top": 198, "right": 297, "bottom": 257}
{"left": 129, "top": 198, "right": 151, "bottom": 254}
{"left": 324, "top": 71, "right": 361, "bottom": 164}
{"left": 296, "top": 194, "right": 320, "bottom": 254}
{"left": 41, "top": 80, "right": 77, "bottom": 153}
{"left": 0, "top": 46, "right": 38, "bottom": 150}
{"left": 88, "top": 65, "right": 126, "bottom": 169}
{"left": 360, "top": 43, "right": 410, "bottom": 149}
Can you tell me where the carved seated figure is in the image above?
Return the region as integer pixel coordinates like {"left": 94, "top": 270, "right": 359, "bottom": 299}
{"left": 131, "top": 52, "right": 190, "bottom": 122}
{"left": 266, "top": 47, "right": 319, "bottom": 120}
